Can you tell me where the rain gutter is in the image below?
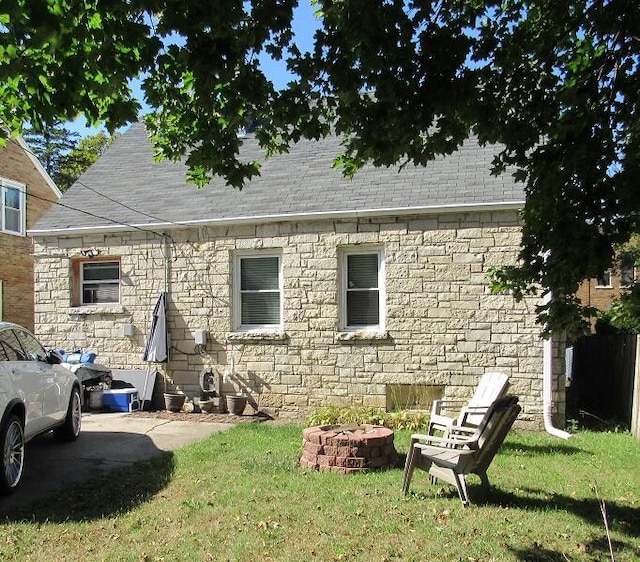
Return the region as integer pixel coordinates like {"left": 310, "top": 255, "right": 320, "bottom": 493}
{"left": 28, "top": 200, "right": 524, "bottom": 237}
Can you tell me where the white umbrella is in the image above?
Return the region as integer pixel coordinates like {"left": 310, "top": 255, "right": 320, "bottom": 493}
{"left": 142, "top": 292, "right": 168, "bottom": 407}
{"left": 143, "top": 292, "right": 168, "bottom": 363}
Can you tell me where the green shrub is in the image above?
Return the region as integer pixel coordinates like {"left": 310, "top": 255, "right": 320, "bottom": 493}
{"left": 305, "top": 405, "right": 431, "bottom": 431}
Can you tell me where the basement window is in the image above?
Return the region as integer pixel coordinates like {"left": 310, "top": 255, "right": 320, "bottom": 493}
{"left": 386, "top": 384, "right": 444, "bottom": 412}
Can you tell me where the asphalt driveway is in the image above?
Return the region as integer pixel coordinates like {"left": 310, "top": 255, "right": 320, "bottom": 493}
{"left": 0, "top": 412, "right": 232, "bottom": 515}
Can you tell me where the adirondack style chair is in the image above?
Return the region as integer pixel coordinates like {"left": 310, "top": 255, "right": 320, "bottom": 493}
{"left": 427, "top": 371, "right": 510, "bottom": 436}
{"left": 402, "top": 395, "right": 521, "bottom": 506}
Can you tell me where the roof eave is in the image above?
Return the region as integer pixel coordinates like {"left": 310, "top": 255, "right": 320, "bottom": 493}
{"left": 28, "top": 200, "right": 524, "bottom": 237}
{"left": 15, "top": 136, "right": 63, "bottom": 199}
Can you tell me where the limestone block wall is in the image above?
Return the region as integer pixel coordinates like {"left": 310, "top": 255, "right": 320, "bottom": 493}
{"left": 33, "top": 209, "right": 564, "bottom": 427}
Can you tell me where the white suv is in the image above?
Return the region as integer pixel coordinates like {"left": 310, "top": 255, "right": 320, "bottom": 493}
{"left": 0, "top": 322, "right": 82, "bottom": 494}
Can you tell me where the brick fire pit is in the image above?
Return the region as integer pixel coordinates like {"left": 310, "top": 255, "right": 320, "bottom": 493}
{"left": 300, "top": 424, "right": 397, "bottom": 473}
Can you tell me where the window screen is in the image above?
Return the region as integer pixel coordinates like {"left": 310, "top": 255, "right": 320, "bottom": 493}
{"left": 1, "top": 180, "right": 24, "bottom": 235}
{"left": 239, "top": 256, "right": 281, "bottom": 327}
{"left": 345, "top": 251, "right": 382, "bottom": 328}
{"left": 82, "top": 261, "right": 120, "bottom": 304}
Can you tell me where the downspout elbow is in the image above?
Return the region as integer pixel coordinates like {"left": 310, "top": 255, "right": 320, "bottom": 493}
{"left": 543, "top": 333, "right": 572, "bottom": 439}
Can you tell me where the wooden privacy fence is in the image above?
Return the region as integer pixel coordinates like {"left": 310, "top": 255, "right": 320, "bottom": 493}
{"left": 570, "top": 334, "right": 640, "bottom": 439}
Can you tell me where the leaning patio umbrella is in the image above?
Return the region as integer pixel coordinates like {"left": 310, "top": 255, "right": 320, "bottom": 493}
{"left": 143, "top": 292, "right": 168, "bottom": 363}
{"left": 142, "top": 292, "right": 168, "bottom": 403}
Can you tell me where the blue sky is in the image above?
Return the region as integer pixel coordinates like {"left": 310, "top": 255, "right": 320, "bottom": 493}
{"left": 67, "top": 2, "right": 320, "bottom": 137}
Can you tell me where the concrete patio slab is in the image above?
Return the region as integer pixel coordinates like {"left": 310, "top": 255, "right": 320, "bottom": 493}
{"left": 0, "top": 411, "right": 232, "bottom": 514}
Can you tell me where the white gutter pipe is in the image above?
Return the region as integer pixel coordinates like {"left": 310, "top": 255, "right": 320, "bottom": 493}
{"left": 28, "top": 201, "right": 524, "bottom": 237}
{"left": 542, "top": 294, "right": 572, "bottom": 439}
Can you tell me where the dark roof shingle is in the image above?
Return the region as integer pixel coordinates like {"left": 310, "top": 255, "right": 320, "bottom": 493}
{"left": 31, "top": 122, "right": 524, "bottom": 234}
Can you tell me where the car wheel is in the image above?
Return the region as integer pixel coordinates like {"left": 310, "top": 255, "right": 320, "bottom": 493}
{"left": 53, "top": 387, "right": 82, "bottom": 442}
{"left": 1, "top": 415, "right": 25, "bottom": 495}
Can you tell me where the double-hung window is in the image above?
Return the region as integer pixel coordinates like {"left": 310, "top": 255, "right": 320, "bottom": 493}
{"left": 1, "top": 178, "right": 26, "bottom": 236}
{"left": 341, "top": 248, "right": 385, "bottom": 330}
{"left": 80, "top": 261, "right": 120, "bottom": 304}
{"left": 596, "top": 269, "right": 612, "bottom": 288}
{"left": 234, "top": 253, "right": 282, "bottom": 330}
{"left": 620, "top": 257, "right": 636, "bottom": 288}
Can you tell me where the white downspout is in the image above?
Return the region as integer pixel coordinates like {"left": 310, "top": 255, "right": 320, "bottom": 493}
{"left": 542, "top": 294, "right": 572, "bottom": 439}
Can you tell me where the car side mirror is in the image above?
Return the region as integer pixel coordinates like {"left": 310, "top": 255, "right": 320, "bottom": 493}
{"left": 46, "top": 349, "right": 63, "bottom": 365}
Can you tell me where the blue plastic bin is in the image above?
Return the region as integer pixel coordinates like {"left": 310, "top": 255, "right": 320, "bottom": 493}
{"left": 102, "top": 389, "right": 140, "bottom": 413}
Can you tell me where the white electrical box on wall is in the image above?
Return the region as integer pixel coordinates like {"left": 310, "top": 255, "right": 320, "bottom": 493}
{"left": 122, "top": 324, "right": 134, "bottom": 337}
{"left": 194, "top": 329, "right": 207, "bottom": 345}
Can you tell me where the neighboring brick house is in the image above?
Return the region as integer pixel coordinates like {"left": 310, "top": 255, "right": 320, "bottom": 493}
{"left": 576, "top": 262, "right": 637, "bottom": 325}
{"left": 30, "top": 123, "right": 567, "bottom": 428}
{"left": 0, "top": 137, "right": 61, "bottom": 330}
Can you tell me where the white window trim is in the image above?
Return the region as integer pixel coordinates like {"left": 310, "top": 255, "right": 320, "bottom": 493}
{"left": 0, "top": 177, "right": 26, "bottom": 236}
{"left": 595, "top": 269, "right": 613, "bottom": 289}
{"left": 233, "top": 251, "right": 283, "bottom": 332}
{"left": 340, "top": 246, "right": 386, "bottom": 331}
{"left": 80, "top": 261, "right": 121, "bottom": 305}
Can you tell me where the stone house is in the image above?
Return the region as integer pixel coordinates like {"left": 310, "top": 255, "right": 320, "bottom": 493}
{"left": 30, "top": 123, "right": 567, "bottom": 428}
{"left": 0, "top": 136, "right": 61, "bottom": 330}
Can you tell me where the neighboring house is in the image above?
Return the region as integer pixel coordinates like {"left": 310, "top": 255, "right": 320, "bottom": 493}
{"left": 0, "top": 137, "right": 62, "bottom": 330}
{"left": 576, "top": 262, "right": 637, "bottom": 326}
{"left": 29, "top": 123, "right": 567, "bottom": 428}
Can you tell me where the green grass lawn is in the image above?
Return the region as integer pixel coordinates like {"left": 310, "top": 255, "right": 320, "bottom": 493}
{"left": 1, "top": 424, "right": 639, "bottom": 561}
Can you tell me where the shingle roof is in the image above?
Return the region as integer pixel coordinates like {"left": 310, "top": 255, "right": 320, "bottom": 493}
{"left": 30, "top": 122, "right": 524, "bottom": 235}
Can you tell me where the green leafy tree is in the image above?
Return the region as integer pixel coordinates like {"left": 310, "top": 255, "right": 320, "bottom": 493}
{"left": 22, "top": 120, "right": 79, "bottom": 177}
{"left": 597, "top": 288, "right": 640, "bottom": 334}
{"left": 1, "top": 0, "right": 639, "bottom": 336}
{"left": 55, "top": 131, "right": 120, "bottom": 191}
{"left": 596, "top": 237, "right": 640, "bottom": 333}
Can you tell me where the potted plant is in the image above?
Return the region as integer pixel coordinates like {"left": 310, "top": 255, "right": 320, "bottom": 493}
{"left": 163, "top": 377, "right": 186, "bottom": 412}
